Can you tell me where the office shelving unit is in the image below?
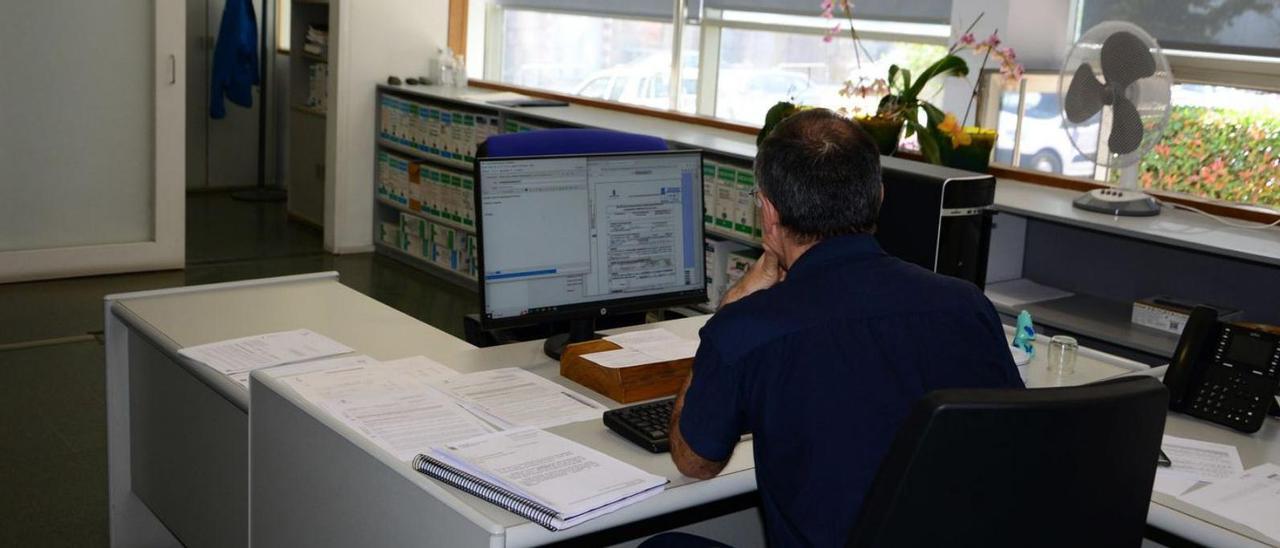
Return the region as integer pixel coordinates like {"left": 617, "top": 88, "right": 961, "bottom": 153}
{"left": 373, "top": 86, "right": 542, "bottom": 289}
{"left": 286, "top": 0, "right": 331, "bottom": 227}
{"left": 371, "top": 86, "right": 762, "bottom": 296}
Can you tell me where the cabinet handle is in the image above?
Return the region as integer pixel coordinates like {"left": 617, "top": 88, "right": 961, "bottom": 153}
{"left": 169, "top": 54, "right": 176, "bottom": 85}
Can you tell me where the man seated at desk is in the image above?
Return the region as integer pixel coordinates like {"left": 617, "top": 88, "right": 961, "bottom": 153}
{"left": 666, "top": 109, "right": 1024, "bottom": 546}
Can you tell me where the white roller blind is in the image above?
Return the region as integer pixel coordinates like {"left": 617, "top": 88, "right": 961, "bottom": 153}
{"left": 492, "top": 0, "right": 673, "bottom": 21}
{"left": 1080, "top": 0, "right": 1280, "bottom": 58}
{"left": 706, "top": 0, "right": 953, "bottom": 24}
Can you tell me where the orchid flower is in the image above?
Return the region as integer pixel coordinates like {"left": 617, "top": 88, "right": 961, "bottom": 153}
{"left": 937, "top": 113, "right": 972, "bottom": 148}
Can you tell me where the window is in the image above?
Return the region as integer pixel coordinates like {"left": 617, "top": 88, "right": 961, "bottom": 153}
{"left": 715, "top": 27, "right": 946, "bottom": 124}
{"left": 984, "top": 72, "right": 1100, "bottom": 178}
{"left": 984, "top": 73, "right": 1280, "bottom": 208}
{"left": 471, "top": 0, "right": 1279, "bottom": 213}
{"left": 1142, "top": 83, "right": 1280, "bottom": 207}
{"left": 476, "top": 1, "right": 946, "bottom": 123}
{"left": 498, "top": 10, "right": 677, "bottom": 101}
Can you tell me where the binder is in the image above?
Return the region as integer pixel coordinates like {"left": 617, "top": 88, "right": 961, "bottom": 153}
{"left": 411, "top": 429, "right": 667, "bottom": 531}
{"left": 413, "top": 454, "right": 565, "bottom": 530}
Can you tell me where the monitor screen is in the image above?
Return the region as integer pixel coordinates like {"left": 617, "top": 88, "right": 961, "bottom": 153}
{"left": 477, "top": 150, "right": 706, "bottom": 323}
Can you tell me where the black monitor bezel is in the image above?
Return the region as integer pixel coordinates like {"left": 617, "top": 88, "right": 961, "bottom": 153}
{"left": 474, "top": 149, "right": 708, "bottom": 331}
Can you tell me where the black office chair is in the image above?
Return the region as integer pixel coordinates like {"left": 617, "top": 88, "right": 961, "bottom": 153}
{"left": 847, "top": 376, "right": 1169, "bottom": 548}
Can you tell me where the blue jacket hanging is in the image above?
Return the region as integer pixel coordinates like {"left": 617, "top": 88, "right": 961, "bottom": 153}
{"left": 210, "top": 0, "right": 259, "bottom": 119}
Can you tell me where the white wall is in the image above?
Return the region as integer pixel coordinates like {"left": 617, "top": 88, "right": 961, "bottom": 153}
{"left": 325, "top": 0, "right": 450, "bottom": 253}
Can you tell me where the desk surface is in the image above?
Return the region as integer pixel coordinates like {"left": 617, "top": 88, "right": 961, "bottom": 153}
{"left": 110, "top": 274, "right": 476, "bottom": 410}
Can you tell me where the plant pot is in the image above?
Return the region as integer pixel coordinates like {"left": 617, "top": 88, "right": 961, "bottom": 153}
{"left": 939, "top": 128, "right": 997, "bottom": 172}
{"left": 855, "top": 116, "right": 904, "bottom": 156}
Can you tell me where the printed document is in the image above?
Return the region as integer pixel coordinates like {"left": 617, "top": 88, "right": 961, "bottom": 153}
{"left": 592, "top": 328, "right": 700, "bottom": 366}
{"left": 379, "top": 355, "right": 461, "bottom": 382}
{"left": 1153, "top": 435, "right": 1244, "bottom": 496}
{"left": 630, "top": 339, "right": 700, "bottom": 362}
{"left": 603, "top": 328, "right": 683, "bottom": 347}
{"left": 322, "top": 391, "right": 495, "bottom": 462}
{"left": 582, "top": 348, "right": 659, "bottom": 368}
{"left": 178, "top": 329, "right": 352, "bottom": 377}
{"left": 274, "top": 355, "right": 402, "bottom": 400}
{"left": 1178, "top": 463, "right": 1280, "bottom": 543}
{"left": 430, "top": 428, "right": 667, "bottom": 527}
{"left": 428, "top": 368, "right": 607, "bottom": 429}
{"left": 267, "top": 354, "right": 481, "bottom": 461}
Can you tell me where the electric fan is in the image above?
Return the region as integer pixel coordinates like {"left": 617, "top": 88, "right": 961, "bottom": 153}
{"left": 1059, "top": 21, "right": 1173, "bottom": 216}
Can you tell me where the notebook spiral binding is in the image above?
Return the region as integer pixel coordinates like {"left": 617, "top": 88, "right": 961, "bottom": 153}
{"left": 412, "top": 454, "right": 562, "bottom": 531}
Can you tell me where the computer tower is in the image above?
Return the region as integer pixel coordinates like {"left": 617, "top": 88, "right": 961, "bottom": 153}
{"left": 876, "top": 157, "right": 997, "bottom": 289}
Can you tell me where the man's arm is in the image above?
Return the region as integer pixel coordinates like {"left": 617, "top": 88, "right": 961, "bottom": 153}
{"left": 669, "top": 373, "right": 729, "bottom": 479}
{"left": 670, "top": 251, "right": 784, "bottom": 478}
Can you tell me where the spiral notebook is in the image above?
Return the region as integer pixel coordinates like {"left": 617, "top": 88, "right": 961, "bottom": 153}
{"left": 413, "top": 428, "right": 667, "bottom": 530}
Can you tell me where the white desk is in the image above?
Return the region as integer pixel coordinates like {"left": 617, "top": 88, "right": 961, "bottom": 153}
{"left": 250, "top": 316, "right": 765, "bottom": 548}
{"left": 103, "top": 273, "right": 474, "bottom": 548}
{"left": 247, "top": 281, "right": 1279, "bottom": 547}
{"left": 105, "top": 273, "right": 1280, "bottom": 547}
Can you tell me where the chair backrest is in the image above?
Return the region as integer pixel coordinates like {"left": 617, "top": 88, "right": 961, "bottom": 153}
{"left": 848, "top": 376, "right": 1169, "bottom": 548}
{"left": 478, "top": 128, "right": 668, "bottom": 158}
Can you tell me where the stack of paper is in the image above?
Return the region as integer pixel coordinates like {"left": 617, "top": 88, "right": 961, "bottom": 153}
{"left": 417, "top": 428, "right": 667, "bottom": 530}
{"left": 581, "top": 328, "right": 700, "bottom": 369}
{"left": 273, "top": 354, "right": 494, "bottom": 461}
{"left": 274, "top": 358, "right": 611, "bottom": 462}
{"left": 177, "top": 329, "right": 353, "bottom": 387}
{"left": 427, "top": 368, "right": 608, "bottom": 429}
{"left": 1152, "top": 435, "right": 1244, "bottom": 497}
{"left": 1178, "top": 463, "right": 1280, "bottom": 543}
{"left": 303, "top": 24, "right": 328, "bottom": 56}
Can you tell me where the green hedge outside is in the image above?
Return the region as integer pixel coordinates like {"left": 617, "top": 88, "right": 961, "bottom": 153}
{"left": 1138, "top": 105, "right": 1280, "bottom": 207}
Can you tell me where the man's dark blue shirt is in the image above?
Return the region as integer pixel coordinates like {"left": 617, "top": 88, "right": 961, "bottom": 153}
{"left": 680, "top": 234, "right": 1023, "bottom": 547}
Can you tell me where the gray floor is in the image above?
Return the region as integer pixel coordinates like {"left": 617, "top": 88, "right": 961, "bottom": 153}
{"left": 0, "top": 191, "right": 477, "bottom": 547}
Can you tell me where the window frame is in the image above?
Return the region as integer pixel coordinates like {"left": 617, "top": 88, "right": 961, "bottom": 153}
{"left": 459, "top": 0, "right": 1280, "bottom": 225}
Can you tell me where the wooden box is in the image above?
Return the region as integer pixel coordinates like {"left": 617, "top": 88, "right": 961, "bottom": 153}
{"left": 560, "top": 339, "right": 693, "bottom": 404}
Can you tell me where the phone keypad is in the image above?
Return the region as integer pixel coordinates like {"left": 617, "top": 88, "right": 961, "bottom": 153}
{"left": 1184, "top": 328, "right": 1280, "bottom": 433}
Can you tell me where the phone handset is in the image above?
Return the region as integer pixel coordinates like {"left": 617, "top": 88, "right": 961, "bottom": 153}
{"left": 1164, "top": 305, "right": 1220, "bottom": 411}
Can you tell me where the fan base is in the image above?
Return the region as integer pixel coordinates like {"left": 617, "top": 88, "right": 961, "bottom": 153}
{"left": 1072, "top": 188, "right": 1161, "bottom": 217}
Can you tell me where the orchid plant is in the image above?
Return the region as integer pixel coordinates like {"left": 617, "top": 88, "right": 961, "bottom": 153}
{"left": 818, "top": 4, "right": 1025, "bottom": 163}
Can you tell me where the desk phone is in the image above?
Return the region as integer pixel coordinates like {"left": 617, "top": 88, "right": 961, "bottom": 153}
{"left": 1165, "top": 306, "right": 1280, "bottom": 433}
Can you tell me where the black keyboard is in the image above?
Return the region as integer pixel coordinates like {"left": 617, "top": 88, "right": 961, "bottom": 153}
{"left": 604, "top": 398, "right": 675, "bottom": 453}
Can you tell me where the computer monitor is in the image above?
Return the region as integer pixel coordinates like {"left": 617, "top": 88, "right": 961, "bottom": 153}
{"left": 475, "top": 150, "right": 706, "bottom": 359}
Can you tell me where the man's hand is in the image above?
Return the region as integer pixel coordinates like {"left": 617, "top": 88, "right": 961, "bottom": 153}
{"left": 720, "top": 251, "right": 785, "bottom": 309}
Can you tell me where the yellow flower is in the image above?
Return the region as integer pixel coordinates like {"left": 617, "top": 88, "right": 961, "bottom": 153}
{"left": 938, "top": 113, "right": 972, "bottom": 149}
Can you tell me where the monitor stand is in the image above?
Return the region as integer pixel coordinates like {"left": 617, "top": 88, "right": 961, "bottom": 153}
{"left": 543, "top": 318, "right": 601, "bottom": 361}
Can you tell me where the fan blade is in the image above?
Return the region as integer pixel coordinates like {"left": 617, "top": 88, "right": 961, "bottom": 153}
{"left": 1108, "top": 96, "right": 1145, "bottom": 155}
{"left": 1101, "top": 31, "right": 1156, "bottom": 89}
{"left": 1064, "top": 63, "right": 1106, "bottom": 123}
